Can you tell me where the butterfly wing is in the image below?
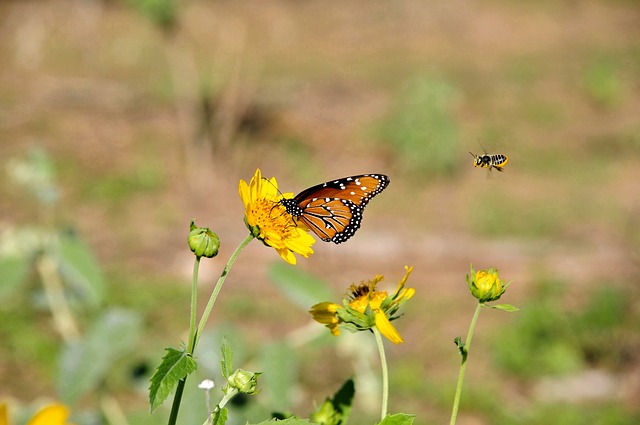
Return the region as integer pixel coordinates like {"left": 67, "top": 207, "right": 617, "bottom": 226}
{"left": 292, "top": 174, "right": 390, "bottom": 244}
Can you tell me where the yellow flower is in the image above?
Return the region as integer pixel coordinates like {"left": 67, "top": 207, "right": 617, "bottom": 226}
{"left": 467, "top": 265, "right": 506, "bottom": 302}
{"left": 239, "top": 169, "right": 315, "bottom": 265}
{"left": 0, "top": 402, "right": 74, "bottom": 425}
{"left": 309, "top": 266, "right": 414, "bottom": 344}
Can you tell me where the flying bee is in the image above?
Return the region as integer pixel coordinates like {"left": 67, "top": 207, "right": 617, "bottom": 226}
{"left": 469, "top": 152, "right": 509, "bottom": 172}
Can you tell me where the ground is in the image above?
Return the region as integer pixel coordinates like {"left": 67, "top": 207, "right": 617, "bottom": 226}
{"left": 1, "top": 0, "right": 640, "bottom": 424}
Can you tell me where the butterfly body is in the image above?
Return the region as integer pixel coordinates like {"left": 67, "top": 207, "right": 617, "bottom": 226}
{"left": 469, "top": 152, "right": 508, "bottom": 172}
{"left": 280, "top": 174, "right": 390, "bottom": 244}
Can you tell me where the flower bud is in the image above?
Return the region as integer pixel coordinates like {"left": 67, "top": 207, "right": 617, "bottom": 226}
{"left": 467, "top": 266, "right": 506, "bottom": 302}
{"left": 227, "top": 369, "right": 261, "bottom": 395}
{"left": 188, "top": 221, "right": 219, "bottom": 258}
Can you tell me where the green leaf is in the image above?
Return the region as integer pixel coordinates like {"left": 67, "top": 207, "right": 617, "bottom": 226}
{"left": 247, "top": 417, "right": 313, "bottom": 425}
{"left": 490, "top": 303, "right": 519, "bottom": 312}
{"left": 268, "top": 263, "right": 333, "bottom": 310}
{"left": 310, "top": 378, "right": 354, "bottom": 425}
{"left": 212, "top": 407, "right": 228, "bottom": 425}
{"left": 377, "top": 413, "right": 415, "bottom": 425}
{"left": 56, "top": 232, "right": 105, "bottom": 307}
{"left": 332, "top": 378, "right": 354, "bottom": 414}
{"left": 0, "top": 256, "right": 30, "bottom": 300}
{"left": 149, "top": 345, "right": 198, "bottom": 412}
{"left": 220, "top": 337, "right": 233, "bottom": 379}
{"left": 58, "top": 308, "right": 142, "bottom": 403}
{"left": 454, "top": 337, "right": 467, "bottom": 359}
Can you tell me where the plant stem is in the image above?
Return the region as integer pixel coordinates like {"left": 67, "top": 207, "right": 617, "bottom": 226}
{"left": 450, "top": 303, "right": 483, "bottom": 425}
{"left": 168, "top": 379, "right": 186, "bottom": 425}
{"left": 187, "top": 256, "right": 201, "bottom": 354}
{"left": 194, "top": 233, "right": 254, "bottom": 350}
{"left": 167, "top": 233, "right": 254, "bottom": 425}
{"left": 36, "top": 254, "right": 80, "bottom": 342}
{"left": 373, "top": 326, "right": 389, "bottom": 421}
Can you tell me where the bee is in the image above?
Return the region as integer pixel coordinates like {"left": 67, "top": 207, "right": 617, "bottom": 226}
{"left": 469, "top": 151, "right": 509, "bottom": 172}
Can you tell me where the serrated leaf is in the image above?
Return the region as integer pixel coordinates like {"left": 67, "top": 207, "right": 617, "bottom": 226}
{"left": 247, "top": 418, "right": 313, "bottom": 425}
{"left": 56, "top": 233, "right": 105, "bottom": 307}
{"left": 212, "top": 407, "right": 228, "bottom": 425}
{"left": 377, "top": 413, "right": 415, "bottom": 425}
{"left": 490, "top": 303, "right": 519, "bottom": 312}
{"left": 58, "top": 309, "right": 142, "bottom": 403}
{"left": 220, "top": 337, "right": 233, "bottom": 379}
{"left": 0, "top": 256, "right": 30, "bottom": 300}
{"left": 268, "top": 263, "right": 332, "bottom": 310}
{"left": 149, "top": 346, "right": 198, "bottom": 412}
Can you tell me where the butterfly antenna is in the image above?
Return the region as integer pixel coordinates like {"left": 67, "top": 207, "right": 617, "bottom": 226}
{"left": 262, "top": 176, "right": 288, "bottom": 198}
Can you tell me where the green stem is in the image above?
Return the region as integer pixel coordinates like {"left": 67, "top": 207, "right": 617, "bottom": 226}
{"left": 167, "top": 233, "right": 254, "bottom": 425}
{"left": 372, "top": 327, "right": 389, "bottom": 421}
{"left": 450, "top": 303, "right": 483, "bottom": 425}
{"left": 217, "top": 388, "right": 238, "bottom": 411}
{"left": 36, "top": 255, "right": 80, "bottom": 342}
{"left": 168, "top": 379, "right": 186, "bottom": 425}
{"left": 194, "top": 233, "right": 254, "bottom": 350}
{"left": 187, "top": 257, "right": 201, "bottom": 354}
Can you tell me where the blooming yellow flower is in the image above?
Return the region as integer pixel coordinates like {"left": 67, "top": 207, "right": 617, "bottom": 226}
{"left": 239, "top": 169, "right": 315, "bottom": 265}
{"left": 0, "top": 402, "right": 74, "bottom": 425}
{"left": 310, "top": 266, "right": 414, "bottom": 344}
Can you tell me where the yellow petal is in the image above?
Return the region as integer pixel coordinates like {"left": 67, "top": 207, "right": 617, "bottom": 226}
{"left": 238, "top": 179, "right": 250, "bottom": 208}
{"left": 374, "top": 310, "right": 404, "bottom": 344}
{"left": 27, "top": 404, "right": 71, "bottom": 425}
{"left": 277, "top": 247, "right": 297, "bottom": 265}
{"left": 394, "top": 266, "right": 414, "bottom": 294}
{"left": 398, "top": 287, "right": 415, "bottom": 301}
{"left": 249, "top": 168, "right": 262, "bottom": 201}
{"left": 0, "top": 403, "right": 8, "bottom": 425}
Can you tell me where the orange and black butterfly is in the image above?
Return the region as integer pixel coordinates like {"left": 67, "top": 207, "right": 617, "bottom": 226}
{"left": 279, "top": 174, "right": 390, "bottom": 244}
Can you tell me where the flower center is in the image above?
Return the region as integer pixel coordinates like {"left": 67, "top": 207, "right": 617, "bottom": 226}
{"left": 252, "top": 200, "right": 295, "bottom": 236}
{"left": 349, "top": 290, "right": 388, "bottom": 313}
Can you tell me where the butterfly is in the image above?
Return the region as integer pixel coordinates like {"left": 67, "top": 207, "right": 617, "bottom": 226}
{"left": 279, "top": 174, "right": 390, "bottom": 244}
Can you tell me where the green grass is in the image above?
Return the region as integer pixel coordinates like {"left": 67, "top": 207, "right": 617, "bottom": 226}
{"left": 468, "top": 189, "right": 570, "bottom": 238}
{"left": 377, "top": 75, "right": 461, "bottom": 178}
{"left": 492, "top": 280, "right": 638, "bottom": 378}
{"left": 501, "top": 403, "right": 640, "bottom": 425}
{"left": 582, "top": 56, "right": 626, "bottom": 109}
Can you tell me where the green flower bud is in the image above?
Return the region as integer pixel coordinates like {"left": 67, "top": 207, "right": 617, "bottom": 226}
{"left": 188, "top": 221, "right": 220, "bottom": 258}
{"left": 227, "top": 369, "right": 261, "bottom": 395}
{"left": 467, "top": 265, "right": 506, "bottom": 303}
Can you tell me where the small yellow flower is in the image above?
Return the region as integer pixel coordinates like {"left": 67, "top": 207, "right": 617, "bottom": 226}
{"left": 310, "top": 266, "right": 414, "bottom": 344}
{"left": 239, "top": 169, "right": 315, "bottom": 265}
{"left": 0, "top": 402, "right": 74, "bottom": 425}
{"left": 467, "top": 265, "right": 506, "bottom": 302}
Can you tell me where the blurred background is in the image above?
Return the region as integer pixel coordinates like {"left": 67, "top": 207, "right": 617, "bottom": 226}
{"left": 1, "top": 0, "right": 640, "bottom": 424}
